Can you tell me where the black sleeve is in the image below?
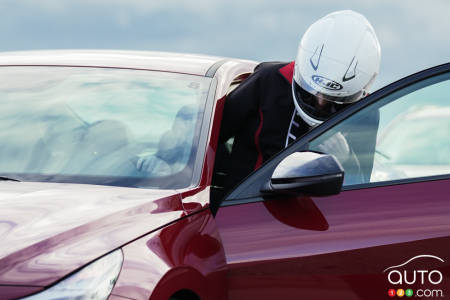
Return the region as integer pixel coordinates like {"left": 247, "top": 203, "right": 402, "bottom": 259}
{"left": 218, "top": 64, "right": 262, "bottom": 143}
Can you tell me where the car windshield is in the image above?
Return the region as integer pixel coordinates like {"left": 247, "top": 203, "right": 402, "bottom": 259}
{"left": 0, "top": 66, "right": 212, "bottom": 188}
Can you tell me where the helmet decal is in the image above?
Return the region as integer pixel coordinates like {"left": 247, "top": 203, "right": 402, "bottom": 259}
{"left": 343, "top": 56, "right": 358, "bottom": 82}
{"left": 309, "top": 44, "right": 324, "bottom": 71}
{"left": 311, "top": 75, "right": 343, "bottom": 90}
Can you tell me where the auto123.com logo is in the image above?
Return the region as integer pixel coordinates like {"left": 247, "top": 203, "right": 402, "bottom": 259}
{"left": 383, "top": 255, "right": 445, "bottom": 298}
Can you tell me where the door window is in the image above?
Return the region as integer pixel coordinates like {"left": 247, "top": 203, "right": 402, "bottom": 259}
{"left": 308, "top": 73, "right": 450, "bottom": 186}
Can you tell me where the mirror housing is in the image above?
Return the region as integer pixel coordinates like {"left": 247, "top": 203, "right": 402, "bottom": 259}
{"left": 261, "top": 151, "right": 344, "bottom": 197}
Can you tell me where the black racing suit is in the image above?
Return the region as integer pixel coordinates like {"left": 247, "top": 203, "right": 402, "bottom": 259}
{"left": 217, "top": 61, "right": 304, "bottom": 192}
{"left": 216, "top": 61, "right": 379, "bottom": 195}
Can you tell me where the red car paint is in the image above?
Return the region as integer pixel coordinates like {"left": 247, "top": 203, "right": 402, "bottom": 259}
{"left": 215, "top": 180, "right": 450, "bottom": 299}
{"left": 0, "top": 51, "right": 449, "bottom": 300}
{"left": 111, "top": 194, "right": 227, "bottom": 300}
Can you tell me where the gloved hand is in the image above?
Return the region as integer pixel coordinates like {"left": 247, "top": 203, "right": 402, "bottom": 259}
{"left": 316, "top": 132, "right": 351, "bottom": 164}
{"left": 136, "top": 154, "right": 172, "bottom": 176}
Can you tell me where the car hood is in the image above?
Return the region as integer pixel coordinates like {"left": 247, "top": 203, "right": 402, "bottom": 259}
{"left": 0, "top": 181, "right": 184, "bottom": 287}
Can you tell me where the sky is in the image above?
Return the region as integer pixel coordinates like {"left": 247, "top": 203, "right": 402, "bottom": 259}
{"left": 0, "top": 0, "right": 449, "bottom": 90}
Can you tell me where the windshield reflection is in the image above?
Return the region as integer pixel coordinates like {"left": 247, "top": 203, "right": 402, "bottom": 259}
{"left": 0, "top": 67, "right": 211, "bottom": 188}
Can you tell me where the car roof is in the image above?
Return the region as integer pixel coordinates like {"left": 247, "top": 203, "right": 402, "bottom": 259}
{"left": 0, "top": 50, "right": 228, "bottom": 76}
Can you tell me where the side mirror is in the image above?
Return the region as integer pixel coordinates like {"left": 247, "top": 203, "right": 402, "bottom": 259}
{"left": 261, "top": 151, "right": 344, "bottom": 197}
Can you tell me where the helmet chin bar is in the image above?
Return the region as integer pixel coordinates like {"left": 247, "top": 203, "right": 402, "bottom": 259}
{"left": 291, "top": 82, "right": 323, "bottom": 128}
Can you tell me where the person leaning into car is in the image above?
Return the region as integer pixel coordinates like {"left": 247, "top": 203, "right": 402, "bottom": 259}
{"left": 216, "top": 10, "right": 382, "bottom": 195}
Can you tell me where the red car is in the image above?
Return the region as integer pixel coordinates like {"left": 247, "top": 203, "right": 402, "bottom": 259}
{"left": 0, "top": 51, "right": 448, "bottom": 300}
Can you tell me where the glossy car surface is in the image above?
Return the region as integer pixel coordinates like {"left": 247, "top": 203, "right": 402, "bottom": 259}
{"left": 0, "top": 50, "right": 448, "bottom": 300}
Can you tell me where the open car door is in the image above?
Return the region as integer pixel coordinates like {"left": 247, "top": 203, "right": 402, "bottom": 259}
{"left": 214, "top": 63, "right": 450, "bottom": 300}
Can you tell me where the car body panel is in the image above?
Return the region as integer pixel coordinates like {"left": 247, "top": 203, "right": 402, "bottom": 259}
{"left": 0, "top": 181, "right": 183, "bottom": 287}
{"left": 216, "top": 179, "right": 450, "bottom": 299}
{"left": 0, "top": 50, "right": 257, "bottom": 79}
{"left": 0, "top": 50, "right": 223, "bottom": 76}
{"left": 110, "top": 196, "right": 228, "bottom": 300}
{"left": 0, "top": 286, "right": 43, "bottom": 300}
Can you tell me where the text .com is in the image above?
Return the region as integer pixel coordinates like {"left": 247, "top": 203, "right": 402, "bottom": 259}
{"left": 388, "top": 288, "right": 444, "bottom": 298}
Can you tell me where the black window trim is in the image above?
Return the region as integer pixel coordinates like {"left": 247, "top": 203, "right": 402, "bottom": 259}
{"left": 220, "top": 62, "right": 450, "bottom": 207}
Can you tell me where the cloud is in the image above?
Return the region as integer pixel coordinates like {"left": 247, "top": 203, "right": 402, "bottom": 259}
{"left": 0, "top": 0, "right": 448, "bottom": 89}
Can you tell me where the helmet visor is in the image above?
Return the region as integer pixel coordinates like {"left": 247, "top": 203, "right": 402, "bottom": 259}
{"left": 293, "top": 80, "right": 350, "bottom": 121}
{"left": 297, "top": 73, "right": 365, "bottom": 104}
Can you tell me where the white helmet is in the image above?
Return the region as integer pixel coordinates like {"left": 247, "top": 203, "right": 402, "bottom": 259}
{"left": 293, "top": 10, "right": 381, "bottom": 127}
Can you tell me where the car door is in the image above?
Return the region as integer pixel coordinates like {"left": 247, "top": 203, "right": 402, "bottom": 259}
{"left": 215, "top": 63, "right": 450, "bottom": 300}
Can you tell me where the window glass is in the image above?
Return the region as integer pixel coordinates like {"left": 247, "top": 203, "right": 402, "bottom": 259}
{"left": 308, "top": 73, "right": 450, "bottom": 186}
{"left": 0, "top": 67, "right": 211, "bottom": 188}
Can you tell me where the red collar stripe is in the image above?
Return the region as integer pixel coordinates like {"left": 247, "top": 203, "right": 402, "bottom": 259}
{"left": 279, "top": 61, "right": 295, "bottom": 84}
